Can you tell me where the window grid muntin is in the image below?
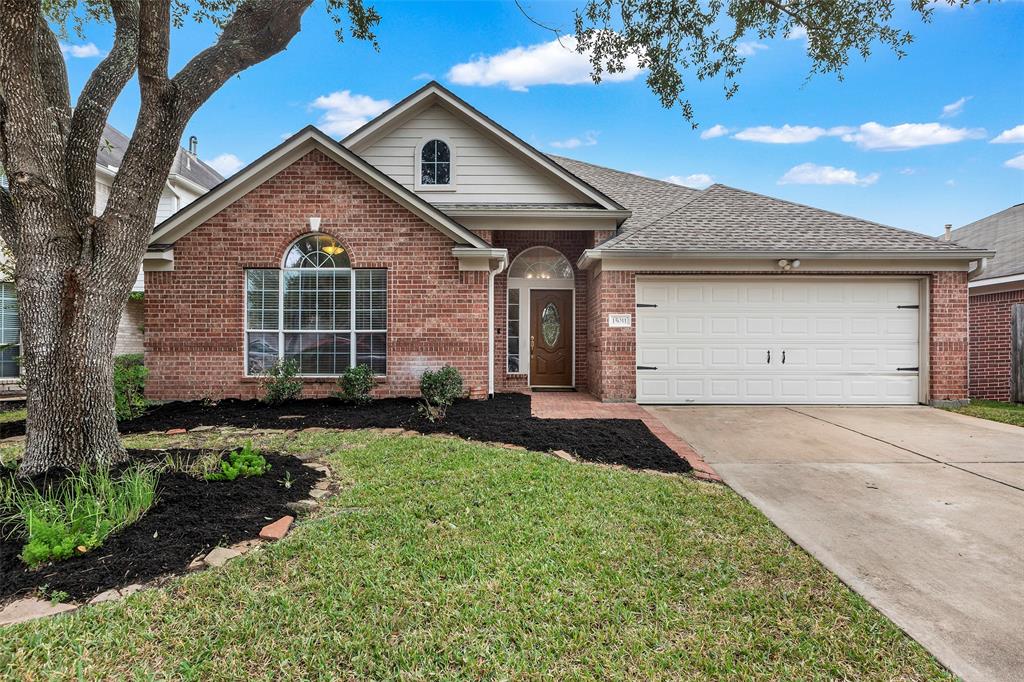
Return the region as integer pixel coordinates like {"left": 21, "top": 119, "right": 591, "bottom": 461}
{"left": 420, "top": 139, "right": 451, "bottom": 186}
{"left": 244, "top": 267, "right": 387, "bottom": 377}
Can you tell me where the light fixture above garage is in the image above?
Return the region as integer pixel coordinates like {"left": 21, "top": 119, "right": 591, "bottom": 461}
{"left": 777, "top": 259, "right": 801, "bottom": 271}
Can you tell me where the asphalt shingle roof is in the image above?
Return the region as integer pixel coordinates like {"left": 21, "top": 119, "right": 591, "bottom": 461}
{"left": 98, "top": 123, "right": 223, "bottom": 190}
{"left": 550, "top": 155, "right": 701, "bottom": 230}
{"left": 551, "top": 156, "right": 975, "bottom": 255}
{"left": 950, "top": 204, "right": 1024, "bottom": 279}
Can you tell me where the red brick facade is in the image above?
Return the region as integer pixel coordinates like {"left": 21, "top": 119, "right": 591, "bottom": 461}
{"left": 928, "top": 271, "right": 970, "bottom": 402}
{"left": 144, "top": 150, "right": 490, "bottom": 400}
{"left": 967, "top": 287, "right": 1024, "bottom": 401}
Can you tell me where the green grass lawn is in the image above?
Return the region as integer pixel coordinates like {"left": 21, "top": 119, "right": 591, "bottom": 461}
{"left": 0, "top": 429, "right": 950, "bottom": 680}
{"left": 0, "top": 405, "right": 25, "bottom": 424}
{"left": 946, "top": 399, "right": 1024, "bottom": 427}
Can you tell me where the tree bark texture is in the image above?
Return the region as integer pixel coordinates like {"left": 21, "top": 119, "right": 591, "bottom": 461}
{"left": 0, "top": 0, "right": 312, "bottom": 476}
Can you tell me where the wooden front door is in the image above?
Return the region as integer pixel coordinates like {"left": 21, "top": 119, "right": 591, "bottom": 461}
{"left": 530, "top": 289, "right": 573, "bottom": 386}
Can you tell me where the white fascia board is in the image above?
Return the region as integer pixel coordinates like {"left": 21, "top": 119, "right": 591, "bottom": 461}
{"left": 452, "top": 247, "right": 509, "bottom": 272}
{"left": 578, "top": 248, "right": 996, "bottom": 270}
{"left": 968, "top": 272, "right": 1024, "bottom": 289}
{"left": 454, "top": 214, "right": 621, "bottom": 233}
{"left": 343, "top": 83, "right": 626, "bottom": 213}
{"left": 149, "top": 128, "right": 488, "bottom": 250}
{"left": 440, "top": 207, "right": 631, "bottom": 220}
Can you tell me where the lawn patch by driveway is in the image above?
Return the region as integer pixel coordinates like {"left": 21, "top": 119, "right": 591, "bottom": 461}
{"left": 649, "top": 405, "right": 1024, "bottom": 682}
{"left": 0, "top": 429, "right": 949, "bottom": 680}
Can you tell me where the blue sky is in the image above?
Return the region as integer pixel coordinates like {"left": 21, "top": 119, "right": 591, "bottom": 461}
{"left": 59, "top": 0, "right": 1023, "bottom": 237}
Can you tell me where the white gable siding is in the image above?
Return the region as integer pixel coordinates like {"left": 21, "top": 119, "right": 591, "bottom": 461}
{"left": 359, "top": 105, "right": 589, "bottom": 204}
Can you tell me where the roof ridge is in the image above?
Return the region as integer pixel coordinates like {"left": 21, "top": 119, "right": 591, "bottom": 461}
{"left": 548, "top": 155, "right": 703, "bottom": 193}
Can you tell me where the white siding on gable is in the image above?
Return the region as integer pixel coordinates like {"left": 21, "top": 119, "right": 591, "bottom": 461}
{"left": 358, "top": 105, "right": 589, "bottom": 204}
{"left": 155, "top": 191, "right": 178, "bottom": 224}
{"left": 94, "top": 180, "right": 111, "bottom": 216}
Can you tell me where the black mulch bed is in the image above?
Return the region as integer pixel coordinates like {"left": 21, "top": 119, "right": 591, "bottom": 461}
{"left": 116, "top": 393, "right": 691, "bottom": 474}
{"left": 0, "top": 449, "right": 320, "bottom": 603}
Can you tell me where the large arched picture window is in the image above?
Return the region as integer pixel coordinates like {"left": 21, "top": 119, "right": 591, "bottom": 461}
{"left": 419, "top": 139, "right": 451, "bottom": 186}
{"left": 507, "top": 247, "right": 573, "bottom": 281}
{"left": 245, "top": 234, "right": 387, "bottom": 377}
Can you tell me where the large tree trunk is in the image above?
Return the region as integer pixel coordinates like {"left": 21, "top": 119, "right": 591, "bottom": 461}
{"left": 15, "top": 210, "right": 139, "bottom": 477}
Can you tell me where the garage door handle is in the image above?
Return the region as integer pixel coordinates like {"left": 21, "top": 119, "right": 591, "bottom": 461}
{"left": 637, "top": 365, "right": 658, "bottom": 370}
{"left": 897, "top": 366, "right": 919, "bottom": 372}
{"left": 766, "top": 350, "right": 771, "bottom": 364}
{"left": 782, "top": 350, "right": 786, "bottom": 364}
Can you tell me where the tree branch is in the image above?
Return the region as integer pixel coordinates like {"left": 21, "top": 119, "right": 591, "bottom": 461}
{"left": 66, "top": 0, "right": 140, "bottom": 218}
{"left": 34, "top": 16, "right": 71, "bottom": 127}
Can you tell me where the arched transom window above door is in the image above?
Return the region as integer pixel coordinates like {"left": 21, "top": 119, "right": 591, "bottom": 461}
{"left": 507, "top": 247, "right": 573, "bottom": 281}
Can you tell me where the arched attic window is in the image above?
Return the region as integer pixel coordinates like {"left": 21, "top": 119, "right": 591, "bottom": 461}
{"left": 507, "top": 246, "right": 573, "bottom": 280}
{"left": 419, "top": 138, "right": 452, "bottom": 186}
{"left": 245, "top": 234, "right": 387, "bottom": 378}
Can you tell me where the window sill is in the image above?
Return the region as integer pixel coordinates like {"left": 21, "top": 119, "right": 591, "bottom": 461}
{"left": 241, "top": 376, "right": 387, "bottom": 383}
{"left": 414, "top": 185, "right": 458, "bottom": 193}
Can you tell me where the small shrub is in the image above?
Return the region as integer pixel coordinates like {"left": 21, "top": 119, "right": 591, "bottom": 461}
{"left": 114, "top": 354, "right": 149, "bottom": 421}
{"left": 418, "top": 365, "right": 464, "bottom": 423}
{"left": 1, "top": 465, "right": 158, "bottom": 567}
{"left": 205, "top": 442, "right": 271, "bottom": 481}
{"left": 262, "top": 359, "right": 303, "bottom": 404}
{"left": 335, "top": 364, "right": 375, "bottom": 404}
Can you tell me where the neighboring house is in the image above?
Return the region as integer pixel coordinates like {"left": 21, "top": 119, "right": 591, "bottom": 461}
{"left": 141, "top": 82, "right": 991, "bottom": 406}
{"left": 0, "top": 125, "right": 222, "bottom": 390}
{"left": 950, "top": 204, "right": 1024, "bottom": 401}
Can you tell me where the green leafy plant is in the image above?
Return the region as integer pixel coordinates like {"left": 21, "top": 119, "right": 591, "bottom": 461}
{"left": 418, "top": 365, "right": 464, "bottom": 423}
{"left": 205, "top": 442, "right": 271, "bottom": 482}
{"left": 262, "top": 359, "right": 303, "bottom": 405}
{"left": 113, "top": 354, "right": 149, "bottom": 421}
{"left": 335, "top": 364, "right": 375, "bottom": 404}
{"left": 37, "top": 585, "right": 70, "bottom": 605}
{"left": 1, "top": 465, "right": 158, "bottom": 567}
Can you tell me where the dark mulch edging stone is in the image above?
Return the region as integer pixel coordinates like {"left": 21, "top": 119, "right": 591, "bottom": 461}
{"left": 118, "top": 393, "right": 691, "bottom": 474}
{"left": 0, "top": 450, "right": 320, "bottom": 603}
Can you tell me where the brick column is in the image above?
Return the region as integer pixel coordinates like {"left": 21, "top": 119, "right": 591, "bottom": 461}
{"left": 929, "top": 271, "right": 970, "bottom": 404}
{"left": 588, "top": 269, "right": 636, "bottom": 401}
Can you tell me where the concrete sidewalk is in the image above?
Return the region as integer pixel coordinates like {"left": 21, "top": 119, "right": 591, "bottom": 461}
{"left": 646, "top": 405, "right": 1024, "bottom": 682}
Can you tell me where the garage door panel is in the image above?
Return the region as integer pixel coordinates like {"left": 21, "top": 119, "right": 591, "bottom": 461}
{"left": 636, "top": 279, "right": 920, "bottom": 404}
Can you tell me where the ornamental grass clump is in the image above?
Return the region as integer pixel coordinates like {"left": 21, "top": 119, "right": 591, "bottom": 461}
{"left": 205, "top": 442, "right": 271, "bottom": 482}
{"left": 0, "top": 465, "right": 158, "bottom": 567}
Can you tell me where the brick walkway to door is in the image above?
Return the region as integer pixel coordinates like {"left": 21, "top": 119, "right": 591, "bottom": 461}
{"left": 529, "top": 392, "right": 720, "bottom": 482}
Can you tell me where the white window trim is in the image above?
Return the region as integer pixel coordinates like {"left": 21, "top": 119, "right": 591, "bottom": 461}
{"left": 414, "top": 136, "right": 457, "bottom": 192}
{"left": 243, "top": 267, "right": 388, "bottom": 379}
{"left": 0, "top": 281, "right": 21, "bottom": 382}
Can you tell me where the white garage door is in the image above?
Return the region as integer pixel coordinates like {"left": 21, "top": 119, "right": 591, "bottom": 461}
{"left": 636, "top": 278, "right": 921, "bottom": 404}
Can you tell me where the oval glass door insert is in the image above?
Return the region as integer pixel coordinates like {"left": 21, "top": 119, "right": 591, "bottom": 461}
{"left": 541, "top": 303, "right": 560, "bottom": 346}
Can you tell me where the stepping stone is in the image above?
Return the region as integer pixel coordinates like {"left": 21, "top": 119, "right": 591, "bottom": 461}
{"left": 502, "top": 443, "right": 526, "bottom": 451}
{"left": 259, "top": 515, "right": 295, "bottom": 541}
{"left": 552, "top": 449, "right": 576, "bottom": 462}
{"left": 308, "top": 488, "right": 331, "bottom": 500}
{"left": 203, "top": 547, "right": 242, "bottom": 568}
{"left": 189, "top": 425, "right": 216, "bottom": 433}
{"left": 286, "top": 499, "right": 319, "bottom": 515}
{"left": 0, "top": 598, "right": 78, "bottom": 626}
{"left": 313, "top": 479, "right": 331, "bottom": 490}
{"left": 89, "top": 589, "right": 121, "bottom": 605}
{"left": 302, "top": 427, "right": 328, "bottom": 433}
{"left": 165, "top": 428, "right": 187, "bottom": 435}
{"left": 187, "top": 556, "right": 205, "bottom": 572}
{"left": 120, "top": 584, "right": 143, "bottom": 597}
{"left": 381, "top": 427, "right": 404, "bottom": 435}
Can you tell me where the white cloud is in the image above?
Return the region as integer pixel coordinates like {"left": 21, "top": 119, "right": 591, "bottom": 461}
{"left": 733, "top": 124, "right": 851, "bottom": 144}
{"left": 309, "top": 90, "right": 392, "bottom": 137}
{"left": 736, "top": 41, "right": 768, "bottom": 57}
{"left": 991, "top": 124, "right": 1024, "bottom": 144}
{"left": 206, "top": 153, "right": 245, "bottom": 177}
{"left": 700, "top": 124, "right": 730, "bottom": 140}
{"left": 940, "top": 96, "right": 972, "bottom": 118}
{"left": 411, "top": 72, "right": 434, "bottom": 81}
{"left": 549, "top": 131, "right": 598, "bottom": 149}
{"left": 1006, "top": 153, "right": 1024, "bottom": 170}
{"left": 840, "top": 122, "right": 986, "bottom": 151}
{"left": 60, "top": 42, "right": 100, "bottom": 58}
{"left": 786, "top": 25, "right": 808, "bottom": 40}
{"left": 899, "top": 167, "right": 917, "bottom": 175}
{"left": 447, "top": 36, "right": 643, "bottom": 92}
{"left": 664, "top": 173, "right": 714, "bottom": 189}
{"left": 778, "top": 162, "right": 879, "bottom": 187}
{"left": 945, "top": 179, "right": 957, "bottom": 187}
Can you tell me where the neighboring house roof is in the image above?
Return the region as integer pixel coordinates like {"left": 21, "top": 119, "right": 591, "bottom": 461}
{"left": 98, "top": 123, "right": 223, "bottom": 190}
{"left": 555, "top": 159, "right": 990, "bottom": 262}
{"left": 342, "top": 82, "right": 627, "bottom": 215}
{"left": 950, "top": 204, "right": 1024, "bottom": 281}
{"left": 549, "top": 156, "right": 701, "bottom": 231}
{"left": 148, "top": 126, "right": 490, "bottom": 251}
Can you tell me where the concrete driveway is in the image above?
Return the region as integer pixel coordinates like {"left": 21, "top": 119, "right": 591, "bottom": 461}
{"left": 646, "top": 405, "right": 1024, "bottom": 682}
